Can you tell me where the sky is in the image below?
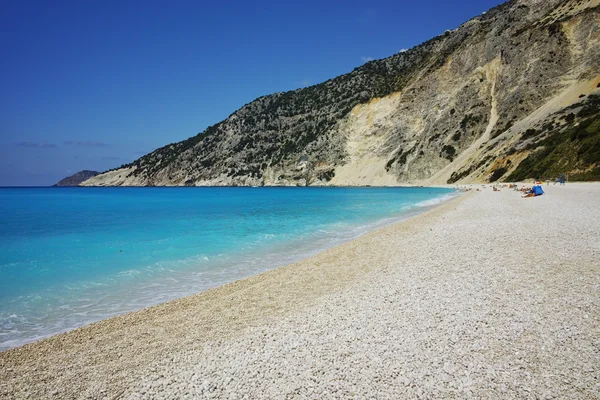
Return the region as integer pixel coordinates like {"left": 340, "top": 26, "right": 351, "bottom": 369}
{"left": 0, "top": 0, "right": 505, "bottom": 186}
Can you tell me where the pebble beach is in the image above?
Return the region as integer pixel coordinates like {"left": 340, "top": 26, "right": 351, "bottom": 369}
{"left": 1, "top": 183, "right": 599, "bottom": 399}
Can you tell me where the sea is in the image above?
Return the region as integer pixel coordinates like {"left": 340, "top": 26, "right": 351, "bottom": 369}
{"left": 0, "top": 186, "right": 457, "bottom": 350}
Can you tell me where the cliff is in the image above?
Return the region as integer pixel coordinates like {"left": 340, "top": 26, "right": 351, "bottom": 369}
{"left": 83, "top": 0, "right": 600, "bottom": 187}
{"left": 54, "top": 170, "right": 100, "bottom": 187}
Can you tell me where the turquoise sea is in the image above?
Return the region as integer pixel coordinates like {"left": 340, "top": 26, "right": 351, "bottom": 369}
{"left": 0, "top": 187, "right": 456, "bottom": 350}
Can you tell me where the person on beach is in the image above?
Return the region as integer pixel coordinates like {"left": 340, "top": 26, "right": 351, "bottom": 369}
{"left": 523, "top": 185, "right": 544, "bottom": 198}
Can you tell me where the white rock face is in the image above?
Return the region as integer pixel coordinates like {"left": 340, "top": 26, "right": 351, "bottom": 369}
{"left": 329, "top": 94, "right": 402, "bottom": 186}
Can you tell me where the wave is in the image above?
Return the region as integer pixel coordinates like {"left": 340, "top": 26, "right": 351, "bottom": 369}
{"left": 413, "top": 193, "right": 458, "bottom": 208}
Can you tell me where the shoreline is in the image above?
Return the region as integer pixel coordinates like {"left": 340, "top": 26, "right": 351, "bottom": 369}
{"left": 0, "top": 190, "right": 467, "bottom": 396}
{"left": 0, "top": 188, "right": 459, "bottom": 352}
{"left": 2, "top": 184, "right": 599, "bottom": 398}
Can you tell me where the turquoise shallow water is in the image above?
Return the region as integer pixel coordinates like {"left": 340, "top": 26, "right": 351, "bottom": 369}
{"left": 0, "top": 187, "right": 456, "bottom": 350}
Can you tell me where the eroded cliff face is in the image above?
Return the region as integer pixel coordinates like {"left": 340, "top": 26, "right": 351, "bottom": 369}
{"left": 82, "top": 0, "right": 600, "bottom": 187}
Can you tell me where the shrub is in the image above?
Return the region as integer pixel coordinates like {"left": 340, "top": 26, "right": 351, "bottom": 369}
{"left": 441, "top": 145, "right": 456, "bottom": 161}
{"left": 521, "top": 128, "right": 539, "bottom": 140}
{"left": 318, "top": 169, "right": 335, "bottom": 181}
{"left": 447, "top": 166, "right": 472, "bottom": 184}
{"left": 489, "top": 168, "right": 507, "bottom": 182}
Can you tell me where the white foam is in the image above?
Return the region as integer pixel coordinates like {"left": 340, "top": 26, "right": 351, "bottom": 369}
{"left": 413, "top": 194, "right": 457, "bottom": 208}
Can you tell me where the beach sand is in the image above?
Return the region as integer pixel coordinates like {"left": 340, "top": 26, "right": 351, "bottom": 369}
{"left": 1, "top": 183, "right": 599, "bottom": 399}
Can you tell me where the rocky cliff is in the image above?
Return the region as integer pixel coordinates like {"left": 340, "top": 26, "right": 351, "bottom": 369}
{"left": 54, "top": 170, "right": 99, "bottom": 186}
{"left": 83, "top": 0, "right": 600, "bottom": 187}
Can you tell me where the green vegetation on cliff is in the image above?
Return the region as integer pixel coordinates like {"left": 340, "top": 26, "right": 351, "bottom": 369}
{"left": 507, "top": 95, "right": 600, "bottom": 181}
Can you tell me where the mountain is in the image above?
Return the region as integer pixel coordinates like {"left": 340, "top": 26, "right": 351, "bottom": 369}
{"left": 54, "top": 170, "right": 100, "bottom": 187}
{"left": 83, "top": 0, "right": 600, "bottom": 187}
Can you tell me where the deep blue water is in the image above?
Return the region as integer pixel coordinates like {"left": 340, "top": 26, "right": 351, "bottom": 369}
{"left": 0, "top": 186, "right": 456, "bottom": 350}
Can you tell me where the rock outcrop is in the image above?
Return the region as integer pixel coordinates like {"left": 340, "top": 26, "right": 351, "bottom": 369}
{"left": 83, "top": 0, "right": 600, "bottom": 187}
{"left": 54, "top": 170, "right": 99, "bottom": 187}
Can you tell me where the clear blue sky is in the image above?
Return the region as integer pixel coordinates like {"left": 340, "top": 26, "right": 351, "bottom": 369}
{"left": 0, "top": 0, "right": 504, "bottom": 186}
